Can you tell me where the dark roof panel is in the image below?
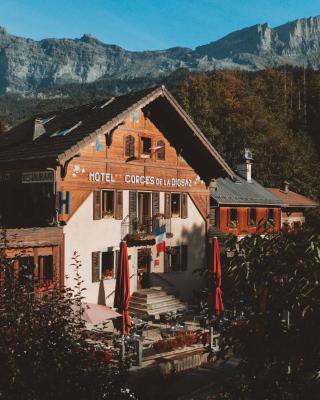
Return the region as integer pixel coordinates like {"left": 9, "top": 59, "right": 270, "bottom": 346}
{"left": 211, "top": 176, "right": 283, "bottom": 206}
{"left": 0, "top": 86, "right": 159, "bottom": 163}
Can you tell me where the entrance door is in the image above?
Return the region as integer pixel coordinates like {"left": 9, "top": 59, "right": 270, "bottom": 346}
{"left": 137, "top": 248, "right": 151, "bottom": 289}
{"left": 138, "top": 192, "right": 151, "bottom": 233}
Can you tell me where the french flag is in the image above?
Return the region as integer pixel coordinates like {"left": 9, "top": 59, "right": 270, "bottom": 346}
{"left": 155, "top": 224, "right": 166, "bottom": 254}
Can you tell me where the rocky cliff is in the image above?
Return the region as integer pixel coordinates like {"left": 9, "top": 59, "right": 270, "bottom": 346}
{"left": 0, "top": 15, "right": 320, "bottom": 94}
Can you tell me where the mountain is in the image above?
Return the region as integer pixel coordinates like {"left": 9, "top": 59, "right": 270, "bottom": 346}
{"left": 0, "top": 16, "right": 320, "bottom": 95}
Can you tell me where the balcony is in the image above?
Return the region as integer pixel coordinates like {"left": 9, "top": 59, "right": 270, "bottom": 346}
{"left": 121, "top": 214, "right": 171, "bottom": 245}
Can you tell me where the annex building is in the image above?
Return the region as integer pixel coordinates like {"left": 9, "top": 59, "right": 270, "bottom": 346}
{"left": 0, "top": 86, "right": 234, "bottom": 304}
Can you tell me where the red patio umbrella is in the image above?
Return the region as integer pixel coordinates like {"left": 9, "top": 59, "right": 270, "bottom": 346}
{"left": 114, "top": 241, "right": 131, "bottom": 334}
{"left": 208, "top": 237, "right": 224, "bottom": 316}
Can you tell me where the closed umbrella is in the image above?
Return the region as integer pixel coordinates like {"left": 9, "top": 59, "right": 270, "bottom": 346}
{"left": 208, "top": 237, "right": 224, "bottom": 316}
{"left": 114, "top": 241, "right": 131, "bottom": 334}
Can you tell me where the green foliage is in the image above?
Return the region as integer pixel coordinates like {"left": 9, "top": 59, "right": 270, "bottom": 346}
{"left": 0, "top": 242, "right": 135, "bottom": 400}
{"left": 173, "top": 68, "right": 320, "bottom": 200}
{"left": 218, "top": 230, "right": 320, "bottom": 399}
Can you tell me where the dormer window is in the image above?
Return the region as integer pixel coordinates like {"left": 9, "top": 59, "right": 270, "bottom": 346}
{"left": 50, "top": 121, "right": 82, "bottom": 138}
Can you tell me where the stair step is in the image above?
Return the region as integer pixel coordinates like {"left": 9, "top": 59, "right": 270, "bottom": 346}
{"left": 129, "top": 287, "right": 187, "bottom": 317}
{"left": 129, "top": 299, "right": 184, "bottom": 311}
{"left": 129, "top": 294, "right": 176, "bottom": 305}
{"left": 129, "top": 303, "right": 187, "bottom": 317}
{"left": 131, "top": 290, "right": 168, "bottom": 299}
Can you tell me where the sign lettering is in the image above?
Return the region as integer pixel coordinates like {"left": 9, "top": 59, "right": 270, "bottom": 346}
{"left": 22, "top": 171, "right": 54, "bottom": 184}
{"left": 87, "top": 171, "right": 192, "bottom": 187}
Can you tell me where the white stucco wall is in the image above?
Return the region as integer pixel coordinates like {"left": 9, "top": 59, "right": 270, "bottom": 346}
{"left": 63, "top": 191, "right": 206, "bottom": 305}
{"left": 63, "top": 190, "right": 138, "bottom": 306}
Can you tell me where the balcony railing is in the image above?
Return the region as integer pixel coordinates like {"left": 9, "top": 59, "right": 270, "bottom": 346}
{"left": 121, "top": 214, "right": 171, "bottom": 241}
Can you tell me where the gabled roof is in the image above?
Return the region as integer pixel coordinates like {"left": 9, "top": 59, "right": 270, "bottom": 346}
{"left": 0, "top": 86, "right": 234, "bottom": 179}
{"left": 267, "top": 188, "right": 318, "bottom": 208}
{"left": 211, "top": 176, "right": 283, "bottom": 206}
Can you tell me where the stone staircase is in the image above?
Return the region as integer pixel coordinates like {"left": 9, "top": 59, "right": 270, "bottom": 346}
{"left": 128, "top": 287, "right": 187, "bottom": 318}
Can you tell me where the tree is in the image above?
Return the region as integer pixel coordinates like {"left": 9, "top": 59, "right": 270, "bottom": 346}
{"left": 173, "top": 68, "right": 320, "bottom": 200}
{"left": 217, "top": 230, "right": 320, "bottom": 399}
{"left": 0, "top": 236, "right": 135, "bottom": 400}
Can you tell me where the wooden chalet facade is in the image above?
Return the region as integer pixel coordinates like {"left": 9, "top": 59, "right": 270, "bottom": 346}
{"left": 0, "top": 86, "right": 234, "bottom": 303}
{"left": 210, "top": 162, "right": 283, "bottom": 239}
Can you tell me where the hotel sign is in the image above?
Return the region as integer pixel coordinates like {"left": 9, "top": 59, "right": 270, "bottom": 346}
{"left": 22, "top": 171, "right": 54, "bottom": 184}
{"left": 88, "top": 171, "right": 192, "bottom": 187}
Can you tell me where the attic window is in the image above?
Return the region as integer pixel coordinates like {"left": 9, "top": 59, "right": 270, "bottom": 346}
{"left": 51, "top": 121, "right": 82, "bottom": 138}
{"left": 100, "top": 97, "right": 115, "bottom": 109}
{"left": 133, "top": 111, "right": 139, "bottom": 122}
{"left": 37, "top": 115, "right": 56, "bottom": 125}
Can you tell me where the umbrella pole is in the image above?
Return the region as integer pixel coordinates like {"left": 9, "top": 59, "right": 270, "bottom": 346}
{"left": 121, "top": 334, "right": 125, "bottom": 362}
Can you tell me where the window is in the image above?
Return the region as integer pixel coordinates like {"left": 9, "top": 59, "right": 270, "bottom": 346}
{"left": 141, "top": 137, "right": 151, "bottom": 155}
{"left": 101, "top": 251, "right": 115, "bottom": 279}
{"left": 171, "top": 193, "right": 181, "bottom": 217}
{"left": 38, "top": 255, "right": 53, "bottom": 283}
{"left": 125, "top": 135, "right": 135, "bottom": 158}
{"left": 267, "top": 208, "right": 274, "bottom": 222}
{"left": 228, "top": 208, "right": 238, "bottom": 227}
{"left": 92, "top": 250, "right": 119, "bottom": 282}
{"left": 102, "top": 190, "right": 114, "bottom": 217}
{"left": 156, "top": 140, "right": 165, "bottom": 160}
{"left": 248, "top": 208, "right": 256, "bottom": 226}
{"left": 168, "top": 245, "right": 188, "bottom": 271}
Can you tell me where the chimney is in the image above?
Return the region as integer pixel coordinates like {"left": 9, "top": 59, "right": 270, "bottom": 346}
{"left": 236, "top": 148, "right": 253, "bottom": 182}
{"left": 282, "top": 181, "right": 290, "bottom": 194}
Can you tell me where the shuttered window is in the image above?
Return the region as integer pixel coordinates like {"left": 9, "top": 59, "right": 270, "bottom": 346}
{"left": 129, "top": 191, "right": 137, "bottom": 217}
{"left": 156, "top": 140, "right": 165, "bottom": 160}
{"left": 115, "top": 190, "right": 123, "bottom": 220}
{"left": 92, "top": 251, "right": 100, "bottom": 282}
{"left": 125, "top": 135, "right": 135, "bottom": 158}
{"left": 181, "top": 193, "right": 188, "bottom": 219}
{"left": 248, "top": 208, "right": 256, "bottom": 226}
{"left": 93, "top": 190, "right": 102, "bottom": 220}
{"left": 267, "top": 208, "right": 275, "bottom": 221}
{"left": 152, "top": 192, "right": 160, "bottom": 216}
{"left": 228, "top": 208, "right": 238, "bottom": 227}
{"left": 164, "top": 192, "right": 171, "bottom": 218}
{"left": 171, "top": 193, "right": 181, "bottom": 217}
{"left": 102, "top": 190, "right": 114, "bottom": 218}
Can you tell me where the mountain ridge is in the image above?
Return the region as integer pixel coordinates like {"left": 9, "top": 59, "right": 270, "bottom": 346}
{"left": 0, "top": 15, "right": 320, "bottom": 94}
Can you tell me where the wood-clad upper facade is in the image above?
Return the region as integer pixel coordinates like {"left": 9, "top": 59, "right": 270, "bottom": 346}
{"left": 0, "top": 86, "right": 234, "bottom": 301}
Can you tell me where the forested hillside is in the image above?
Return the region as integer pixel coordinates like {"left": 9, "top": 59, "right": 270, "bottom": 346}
{"left": 0, "top": 67, "right": 319, "bottom": 200}
{"left": 173, "top": 68, "right": 320, "bottom": 200}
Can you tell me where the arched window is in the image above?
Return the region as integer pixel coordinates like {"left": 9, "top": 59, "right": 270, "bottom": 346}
{"left": 157, "top": 140, "right": 165, "bottom": 160}
{"left": 125, "top": 135, "right": 135, "bottom": 158}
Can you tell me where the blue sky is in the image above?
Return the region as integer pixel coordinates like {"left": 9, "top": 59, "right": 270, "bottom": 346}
{"left": 0, "top": 0, "right": 319, "bottom": 51}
